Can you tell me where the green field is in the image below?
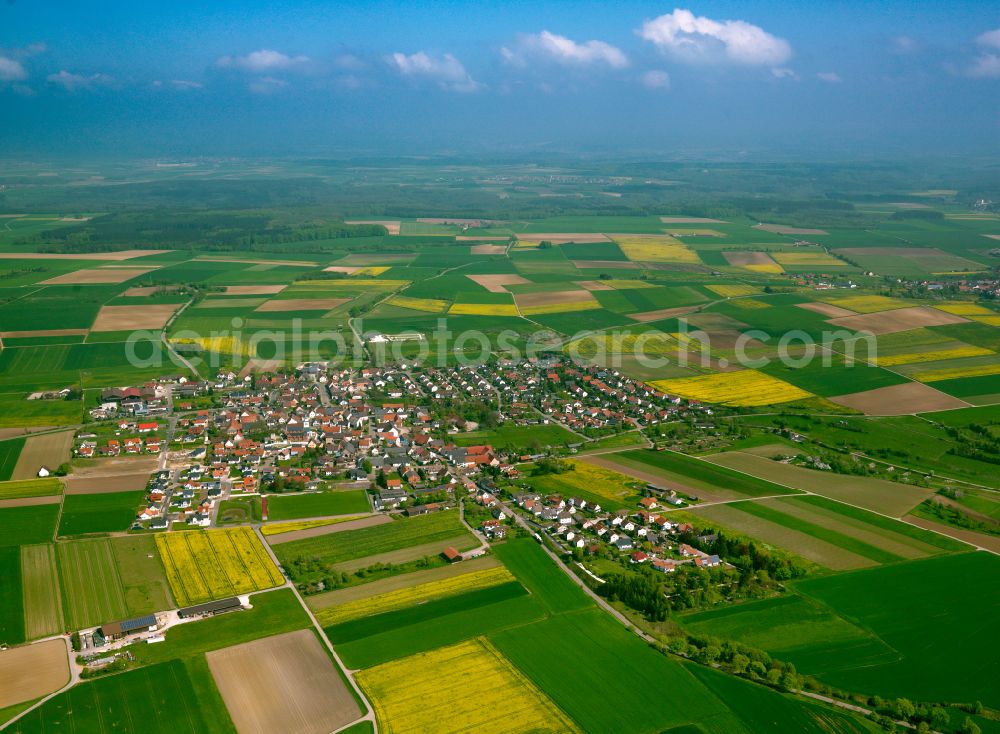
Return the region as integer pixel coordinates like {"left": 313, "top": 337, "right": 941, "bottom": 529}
{"left": 58, "top": 490, "right": 144, "bottom": 536}
{"left": 0, "top": 546, "right": 25, "bottom": 645}
{"left": 0, "top": 477, "right": 62, "bottom": 500}
{"left": 452, "top": 423, "right": 579, "bottom": 449}
{"left": 273, "top": 509, "right": 476, "bottom": 571}
{"left": 0, "top": 438, "right": 25, "bottom": 481}
{"left": 609, "top": 449, "right": 799, "bottom": 500}
{"left": 9, "top": 659, "right": 235, "bottom": 734}
{"left": 491, "top": 537, "right": 592, "bottom": 615}
{"left": 0, "top": 505, "right": 59, "bottom": 546}
{"left": 57, "top": 539, "right": 129, "bottom": 628}
{"left": 21, "top": 543, "right": 64, "bottom": 639}
{"left": 0, "top": 393, "right": 84, "bottom": 427}
{"left": 112, "top": 535, "right": 174, "bottom": 615}
{"left": 265, "top": 490, "right": 370, "bottom": 520}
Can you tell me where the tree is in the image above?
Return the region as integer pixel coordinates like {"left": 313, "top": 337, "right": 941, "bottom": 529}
{"left": 929, "top": 706, "right": 949, "bottom": 730}
{"left": 893, "top": 699, "right": 915, "bottom": 721}
{"left": 961, "top": 717, "right": 981, "bottom": 734}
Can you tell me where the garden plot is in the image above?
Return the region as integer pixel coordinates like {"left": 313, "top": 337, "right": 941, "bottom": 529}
{"left": 207, "top": 629, "right": 361, "bottom": 734}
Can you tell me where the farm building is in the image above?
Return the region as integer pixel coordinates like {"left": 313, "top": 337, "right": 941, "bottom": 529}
{"left": 178, "top": 596, "right": 244, "bottom": 619}
{"left": 442, "top": 546, "right": 463, "bottom": 563}
{"left": 99, "top": 614, "right": 157, "bottom": 641}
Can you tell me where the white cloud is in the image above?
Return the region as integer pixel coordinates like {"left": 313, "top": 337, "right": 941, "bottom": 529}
{"left": 771, "top": 67, "right": 798, "bottom": 80}
{"left": 153, "top": 79, "right": 203, "bottom": 90}
{"left": 890, "top": 35, "right": 920, "bottom": 54}
{"left": 0, "top": 56, "right": 27, "bottom": 82}
{"left": 967, "top": 53, "right": 1000, "bottom": 78}
{"left": 502, "top": 31, "right": 628, "bottom": 69}
{"left": 216, "top": 49, "right": 309, "bottom": 72}
{"left": 977, "top": 28, "right": 1000, "bottom": 50}
{"left": 817, "top": 71, "right": 842, "bottom": 83}
{"left": 638, "top": 8, "right": 792, "bottom": 66}
{"left": 47, "top": 70, "right": 114, "bottom": 91}
{"left": 334, "top": 54, "right": 365, "bottom": 70}
{"left": 388, "top": 51, "right": 480, "bottom": 92}
{"left": 641, "top": 69, "right": 671, "bottom": 89}
{"left": 248, "top": 76, "right": 289, "bottom": 94}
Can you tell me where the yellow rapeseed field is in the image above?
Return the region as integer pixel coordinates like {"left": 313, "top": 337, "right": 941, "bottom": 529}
{"left": 387, "top": 295, "right": 449, "bottom": 313}
{"left": 934, "top": 303, "right": 994, "bottom": 316}
{"left": 350, "top": 266, "right": 390, "bottom": 276}
{"left": 706, "top": 284, "right": 760, "bottom": 298}
{"left": 156, "top": 527, "right": 283, "bottom": 606}
{"left": 448, "top": 303, "right": 520, "bottom": 316}
{"left": 651, "top": 369, "right": 812, "bottom": 407}
{"left": 912, "top": 362, "right": 1000, "bottom": 383}
{"left": 316, "top": 566, "right": 515, "bottom": 626}
{"left": 357, "top": 638, "right": 581, "bottom": 734}
{"left": 822, "top": 295, "right": 910, "bottom": 313}
{"left": 260, "top": 516, "right": 367, "bottom": 536}
{"left": 771, "top": 251, "right": 845, "bottom": 267}
{"left": 973, "top": 316, "right": 1000, "bottom": 326}
{"left": 520, "top": 300, "right": 602, "bottom": 316}
{"left": 876, "top": 345, "right": 994, "bottom": 366}
{"left": 612, "top": 235, "right": 701, "bottom": 264}
{"left": 745, "top": 263, "right": 784, "bottom": 274}
{"left": 564, "top": 332, "right": 679, "bottom": 358}
{"left": 728, "top": 298, "right": 771, "bottom": 310}
{"left": 172, "top": 336, "right": 252, "bottom": 357}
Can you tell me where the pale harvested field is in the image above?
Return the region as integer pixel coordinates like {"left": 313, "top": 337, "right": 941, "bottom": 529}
{"left": 0, "top": 250, "right": 168, "bottom": 261}
{"left": 12, "top": 430, "right": 74, "bottom": 481}
{"left": 466, "top": 273, "right": 529, "bottom": 293}
{"left": 207, "top": 629, "right": 361, "bottom": 734}
{"left": 122, "top": 285, "right": 168, "bottom": 296}
{"left": 660, "top": 216, "right": 726, "bottom": 224}
{"left": 41, "top": 267, "right": 156, "bottom": 285}
{"left": 828, "top": 306, "right": 968, "bottom": 335}
{"left": 418, "top": 217, "right": 494, "bottom": 225}
{"left": 308, "top": 555, "right": 499, "bottom": 611}
{"left": 197, "top": 256, "right": 319, "bottom": 267}
{"left": 345, "top": 219, "right": 401, "bottom": 234}
{"left": 333, "top": 534, "right": 478, "bottom": 573}
{"left": 267, "top": 514, "right": 391, "bottom": 545}
{"left": 0, "top": 329, "right": 89, "bottom": 339}
{"left": 691, "top": 503, "right": 878, "bottom": 570}
{"left": 223, "top": 285, "right": 287, "bottom": 295}
{"left": 21, "top": 543, "right": 64, "bottom": 639}
{"left": 323, "top": 266, "right": 360, "bottom": 274}
{"left": 796, "top": 301, "right": 857, "bottom": 318}
{"left": 464, "top": 241, "right": 508, "bottom": 250}
{"left": 517, "top": 233, "right": 610, "bottom": 243}
{"left": 238, "top": 358, "right": 285, "bottom": 379}
{"left": 724, "top": 251, "right": 779, "bottom": 267}
{"left": 753, "top": 223, "right": 829, "bottom": 235}
{"left": 0, "top": 494, "right": 62, "bottom": 508}
{"left": 829, "top": 381, "right": 969, "bottom": 415}
{"left": 575, "top": 280, "right": 615, "bottom": 291}
{"left": 90, "top": 304, "right": 179, "bottom": 332}
{"left": 0, "top": 427, "right": 56, "bottom": 440}
{"left": 705, "top": 452, "right": 933, "bottom": 516}
{"left": 904, "top": 515, "right": 1000, "bottom": 553}
{"left": 628, "top": 305, "right": 701, "bottom": 322}
{"left": 254, "top": 298, "right": 348, "bottom": 312}
{"left": 514, "top": 289, "right": 596, "bottom": 308}
{"left": 0, "top": 639, "right": 70, "bottom": 709}
{"left": 64, "top": 456, "right": 157, "bottom": 494}
{"left": 572, "top": 259, "right": 640, "bottom": 269}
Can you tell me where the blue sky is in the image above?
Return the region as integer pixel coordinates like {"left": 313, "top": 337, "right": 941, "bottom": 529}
{"left": 2, "top": 1, "right": 998, "bottom": 156}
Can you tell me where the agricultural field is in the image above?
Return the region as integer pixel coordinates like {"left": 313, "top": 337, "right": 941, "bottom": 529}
{"left": 264, "top": 490, "right": 370, "bottom": 520}
{"left": 9, "top": 430, "right": 74, "bottom": 480}
{"left": 10, "top": 659, "right": 231, "bottom": 734}
{"left": 207, "top": 630, "right": 361, "bottom": 734}
{"left": 0, "top": 477, "right": 62, "bottom": 500}
{"left": 0, "top": 505, "right": 59, "bottom": 546}
{"left": 523, "top": 460, "right": 641, "bottom": 510}
{"left": 0, "top": 438, "right": 25, "bottom": 481}
{"left": 0, "top": 546, "right": 24, "bottom": 645}
{"left": 357, "top": 638, "right": 580, "bottom": 734}
{"left": 315, "top": 562, "right": 515, "bottom": 627}
{"left": 57, "top": 539, "right": 129, "bottom": 629}
{"left": 704, "top": 451, "right": 934, "bottom": 516}
{"left": 590, "top": 449, "right": 798, "bottom": 502}
{"left": 0, "top": 639, "right": 70, "bottom": 711}
{"left": 156, "top": 527, "right": 284, "bottom": 607}
{"left": 20, "top": 544, "right": 63, "bottom": 639}
{"left": 651, "top": 370, "right": 812, "bottom": 407}
{"left": 57, "top": 489, "right": 144, "bottom": 536}
{"left": 260, "top": 515, "right": 372, "bottom": 537}
{"left": 272, "top": 509, "right": 476, "bottom": 575}
{"left": 451, "top": 422, "right": 577, "bottom": 449}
